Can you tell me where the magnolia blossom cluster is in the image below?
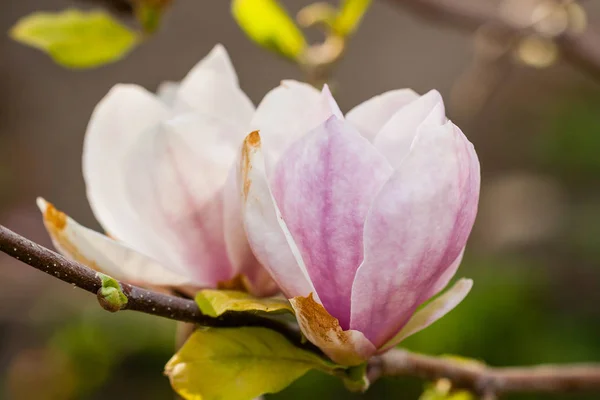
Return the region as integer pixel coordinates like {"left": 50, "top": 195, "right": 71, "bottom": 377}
{"left": 39, "top": 44, "right": 480, "bottom": 365}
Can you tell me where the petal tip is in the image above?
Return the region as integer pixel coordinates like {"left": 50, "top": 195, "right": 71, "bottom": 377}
{"left": 37, "top": 198, "right": 67, "bottom": 231}
{"left": 245, "top": 130, "right": 261, "bottom": 148}
{"left": 36, "top": 196, "right": 47, "bottom": 212}
{"left": 457, "top": 277, "right": 474, "bottom": 290}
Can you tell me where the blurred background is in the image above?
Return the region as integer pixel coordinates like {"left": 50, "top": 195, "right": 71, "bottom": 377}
{"left": 1, "top": 0, "right": 600, "bottom": 398}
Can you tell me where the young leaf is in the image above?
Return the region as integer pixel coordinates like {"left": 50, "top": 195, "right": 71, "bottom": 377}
{"left": 165, "top": 326, "right": 343, "bottom": 400}
{"left": 231, "top": 0, "right": 307, "bottom": 61}
{"left": 10, "top": 9, "right": 139, "bottom": 68}
{"left": 195, "top": 289, "right": 294, "bottom": 318}
{"left": 419, "top": 381, "right": 475, "bottom": 400}
{"left": 334, "top": 0, "right": 372, "bottom": 36}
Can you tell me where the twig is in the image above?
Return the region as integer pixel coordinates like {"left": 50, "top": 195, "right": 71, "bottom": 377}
{"left": 0, "top": 224, "right": 301, "bottom": 345}
{"left": 384, "top": 0, "right": 600, "bottom": 82}
{"left": 369, "top": 348, "right": 600, "bottom": 396}
{"left": 2, "top": 224, "right": 600, "bottom": 395}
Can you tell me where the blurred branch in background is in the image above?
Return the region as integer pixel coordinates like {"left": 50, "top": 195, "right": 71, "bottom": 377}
{"left": 384, "top": 0, "right": 600, "bottom": 79}
{"left": 3, "top": 224, "right": 600, "bottom": 398}
{"left": 384, "top": 0, "right": 600, "bottom": 118}
{"left": 370, "top": 349, "right": 600, "bottom": 399}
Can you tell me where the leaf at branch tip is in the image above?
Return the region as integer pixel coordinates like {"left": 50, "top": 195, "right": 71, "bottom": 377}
{"left": 419, "top": 379, "right": 475, "bottom": 400}
{"left": 195, "top": 289, "right": 294, "bottom": 318}
{"left": 334, "top": 0, "right": 373, "bottom": 36}
{"left": 10, "top": 9, "right": 140, "bottom": 68}
{"left": 165, "top": 326, "right": 344, "bottom": 400}
{"left": 231, "top": 0, "right": 307, "bottom": 61}
{"left": 96, "top": 273, "right": 128, "bottom": 312}
{"left": 339, "top": 362, "right": 370, "bottom": 392}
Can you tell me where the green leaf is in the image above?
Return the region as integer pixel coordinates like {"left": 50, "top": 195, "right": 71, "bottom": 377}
{"left": 339, "top": 362, "right": 369, "bottom": 392}
{"left": 334, "top": 0, "right": 372, "bottom": 36}
{"left": 165, "top": 326, "right": 344, "bottom": 400}
{"left": 195, "top": 289, "right": 294, "bottom": 318}
{"left": 10, "top": 9, "right": 140, "bottom": 68}
{"left": 231, "top": 0, "right": 307, "bottom": 60}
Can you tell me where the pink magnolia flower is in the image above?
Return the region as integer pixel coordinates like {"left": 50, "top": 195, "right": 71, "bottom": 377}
{"left": 239, "top": 84, "right": 480, "bottom": 365}
{"left": 37, "top": 44, "right": 276, "bottom": 296}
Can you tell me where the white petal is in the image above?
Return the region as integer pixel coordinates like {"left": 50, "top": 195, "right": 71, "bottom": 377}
{"left": 37, "top": 198, "right": 193, "bottom": 288}
{"left": 180, "top": 44, "right": 239, "bottom": 87}
{"left": 82, "top": 84, "right": 171, "bottom": 260}
{"left": 373, "top": 89, "right": 446, "bottom": 168}
{"left": 121, "top": 113, "right": 243, "bottom": 285}
{"left": 174, "top": 45, "right": 254, "bottom": 128}
{"left": 250, "top": 81, "right": 341, "bottom": 169}
{"left": 346, "top": 89, "right": 419, "bottom": 142}
{"left": 156, "top": 81, "right": 180, "bottom": 106}
{"left": 240, "top": 131, "right": 317, "bottom": 299}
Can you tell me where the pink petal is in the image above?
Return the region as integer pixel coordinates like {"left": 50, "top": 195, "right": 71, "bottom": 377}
{"left": 346, "top": 89, "right": 419, "bottom": 142}
{"left": 250, "top": 81, "right": 341, "bottom": 169}
{"left": 373, "top": 89, "right": 446, "bottom": 168}
{"left": 83, "top": 84, "right": 172, "bottom": 262}
{"left": 121, "top": 113, "right": 243, "bottom": 286}
{"left": 378, "top": 278, "right": 473, "bottom": 352}
{"left": 350, "top": 121, "right": 480, "bottom": 347}
{"left": 271, "top": 117, "right": 393, "bottom": 329}
{"left": 240, "top": 131, "right": 317, "bottom": 299}
{"left": 426, "top": 247, "right": 465, "bottom": 299}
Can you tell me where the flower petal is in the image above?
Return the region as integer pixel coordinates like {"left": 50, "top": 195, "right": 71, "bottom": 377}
{"left": 372, "top": 89, "right": 446, "bottom": 168}
{"left": 426, "top": 247, "right": 465, "bottom": 299}
{"left": 180, "top": 44, "right": 239, "bottom": 87}
{"left": 83, "top": 84, "right": 171, "bottom": 260}
{"left": 350, "top": 121, "right": 480, "bottom": 347}
{"left": 271, "top": 117, "right": 393, "bottom": 329}
{"left": 250, "top": 81, "right": 340, "bottom": 168}
{"left": 174, "top": 45, "right": 254, "bottom": 128}
{"left": 240, "top": 131, "right": 316, "bottom": 299}
{"left": 290, "top": 294, "right": 376, "bottom": 366}
{"left": 222, "top": 163, "right": 278, "bottom": 297}
{"left": 37, "top": 198, "right": 194, "bottom": 288}
{"left": 156, "top": 81, "right": 180, "bottom": 106}
{"left": 378, "top": 278, "right": 473, "bottom": 352}
{"left": 121, "top": 113, "right": 241, "bottom": 285}
{"left": 345, "top": 89, "right": 419, "bottom": 142}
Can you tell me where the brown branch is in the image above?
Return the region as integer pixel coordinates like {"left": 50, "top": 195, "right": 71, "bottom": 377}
{"left": 0, "top": 224, "right": 302, "bottom": 346}
{"left": 384, "top": 0, "right": 600, "bottom": 82}
{"left": 369, "top": 348, "right": 600, "bottom": 396}
{"left": 2, "top": 224, "right": 600, "bottom": 395}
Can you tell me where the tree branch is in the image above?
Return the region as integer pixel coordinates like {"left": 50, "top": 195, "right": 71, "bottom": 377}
{"left": 0, "top": 224, "right": 302, "bottom": 346}
{"left": 383, "top": 0, "right": 600, "bottom": 82}
{"left": 2, "top": 223, "right": 600, "bottom": 395}
{"left": 369, "top": 348, "right": 600, "bottom": 396}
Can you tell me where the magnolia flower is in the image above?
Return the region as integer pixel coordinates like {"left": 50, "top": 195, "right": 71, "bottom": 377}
{"left": 240, "top": 85, "right": 480, "bottom": 365}
{"left": 38, "top": 44, "right": 277, "bottom": 296}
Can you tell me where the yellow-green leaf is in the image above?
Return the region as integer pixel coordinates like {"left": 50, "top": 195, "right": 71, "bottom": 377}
{"left": 195, "top": 289, "right": 294, "bottom": 318}
{"left": 334, "top": 0, "right": 372, "bottom": 36}
{"left": 231, "top": 0, "right": 307, "bottom": 60}
{"left": 419, "top": 379, "right": 476, "bottom": 400}
{"left": 166, "top": 326, "right": 342, "bottom": 400}
{"left": 10, "top": 9, "right": 140, "bottom": 68}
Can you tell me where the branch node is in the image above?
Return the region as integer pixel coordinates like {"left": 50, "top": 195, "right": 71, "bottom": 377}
{"left": 96, "top": 273, "right": 128, "bottom": 312}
